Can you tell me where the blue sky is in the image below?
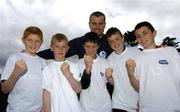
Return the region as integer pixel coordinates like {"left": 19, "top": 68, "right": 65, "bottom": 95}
{"left": 0, "top": 0, "right": 180, "bottom": 73}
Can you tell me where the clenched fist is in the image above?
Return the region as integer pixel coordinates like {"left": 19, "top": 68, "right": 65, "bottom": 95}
{"left": 13, "top": 60, "right": 27, "bottom": 78}
{"left": 84, "top": 55, "right": 93, "bottom": 74}
{"left": 61, "top": 62, "right": 71, "bottom": 76}
{"left": 105, "top": 68, "right": 113, "bottom": 77}
{"left": 126, "top": 58, "right": 136, "bottom": 76}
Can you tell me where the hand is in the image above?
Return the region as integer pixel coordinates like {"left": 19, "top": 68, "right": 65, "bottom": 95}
{"left": 126, "top": 58, "right": 136, "bottom": 76}
{"left": 84, "top": 55, "right": 93, "bottom": 73}
{"left": 105, "top": 68, "right": 113, "bottom": 78}
{"left": 61, "top": 62, "right": 71, "bottom": 76}
{"left": 13, "top": 60, "right": 27, "bottom": 78}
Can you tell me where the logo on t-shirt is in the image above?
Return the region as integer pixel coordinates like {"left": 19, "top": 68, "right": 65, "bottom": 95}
{"left": 159, "top": 60, "right": 168, "bottom": 65}
{"left": 100, "top": 72, "right": 104, "bottom": 76}
{"left": 99, "top": 51, "right": 106, "bottom": 58}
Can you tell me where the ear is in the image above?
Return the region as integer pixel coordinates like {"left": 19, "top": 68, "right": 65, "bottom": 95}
{"left": 88, "top": 22, "right": 91, "bottom": 29}
{"left": 97, "top": 44, "right": 100, "bottom": 49}
{"left": 22, "top": 38, "right": 25, "bottom": 44}
{"left": 50, "top": 46, "right": 53, "bottom": 51}
{"left": 153, "top": 30, "right": 157, "bottom": 39}
{"left": 122, "top": 36, "right": 125, "bottom": 42}
{"left": 67, "top": 46, "right": 69, "bottom": 52}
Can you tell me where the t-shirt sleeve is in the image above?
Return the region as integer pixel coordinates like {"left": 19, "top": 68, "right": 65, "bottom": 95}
{"left": 42, "top": 66, "right": 52, "bottom": 92}
{"left": 1, "top": 55, "right": 16, "bottom": 81}
{"left": 70, "top": 62, "right": 81, "bottom": 81}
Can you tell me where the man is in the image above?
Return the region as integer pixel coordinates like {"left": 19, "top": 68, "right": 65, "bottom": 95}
{"left": 37, "top": 11, "right": 113, "bottom": 59}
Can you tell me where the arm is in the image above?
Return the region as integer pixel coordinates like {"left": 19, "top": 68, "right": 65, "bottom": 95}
{"left": 126, "top": 59, "right": 139, "bottom": 92}
{"left": 80, "top": 55, "right": 93, "bottom": 89}
{"left": 61, "top": 62, "right": 82, "bottom": 93}
{"left": 81, "top": 70, "right": 91, "bottom": 89}
{"left": 42, "top": 89, "right": 51, "bottom": 112}
{"left": 105, "top": 68, "right": 114, "bottom": 85}
{"left": 37, "top": 49, "right": 54, "bottom": 59}
{"left": 1, "top": 60, "right": 27, "bottom": 94}
{"left": 65, "top": 38, "right": 79, "bottom": 58}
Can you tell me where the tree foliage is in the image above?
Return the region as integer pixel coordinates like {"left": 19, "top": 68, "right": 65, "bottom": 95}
{"left": 123, "top": 31, "right": 138, "bottom": 47}
{"left": 161, "top": 37, "right": 179, "bottom": 48}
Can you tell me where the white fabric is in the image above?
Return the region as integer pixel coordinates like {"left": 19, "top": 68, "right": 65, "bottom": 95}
{"left": 78, "top": 56, "right": 112, "bottom": 112}
{"left": 42, "top": 60, "right": 81, "bottom": 112}
{"left": 1, "top": 52, "right": 46, "bottom": 112}
{"left": 135, "top": 47, "right": 180, "bottom": 112}
{"left": 107, "top": 47, "right": 141, "bottom": 112}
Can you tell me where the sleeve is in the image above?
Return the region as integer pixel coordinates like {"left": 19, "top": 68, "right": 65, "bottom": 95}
{"left": 37, "top": 49, "right": 54, "bottom": 59}
{"left": 42, "top": 66, "right": 52, "bottom": 92}
{"left": 1, "top": 55, "right": 16, "bottom": 81}
{"left": 65, "top": 38, "right": 79, "bottom": 58}
{"left": 69, "top": 62, "right": 81, "bottom": 81}
{"left": 77, "top": 59, "right": 91, "bottom": 89}
{"left": 81, "top": 70, "right": 91, "bottom": 89}
{"left": 134, "top": 59, "right": 140, "bottom": 80}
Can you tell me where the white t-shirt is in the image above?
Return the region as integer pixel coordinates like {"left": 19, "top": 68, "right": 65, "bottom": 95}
{"left": 42, "top": 60, "right": 81, "bottom": 112}
{"left": 135, "top": 47, "right": 180, "bottom": 112}
{"left": 78, "top": 56, "right": 112, "bottom": 112}
{"left": 1, "top": 52, "right": 46, "bottom": 112}
{"left": 107, "top": 47, "right": 141, "bottom": 112}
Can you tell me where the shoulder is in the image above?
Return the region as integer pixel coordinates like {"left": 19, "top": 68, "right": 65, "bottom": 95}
{"left": 127, "top": 47, "right": 141, "bottom": 52}
{"left": 65, "top": 60, "right": 78, "bottom": 66}
{"left": 97, "top": 56, "right": 108, "bottom": 63}
{"left": 7, "top": 53, "right": 21, "bottom": 61}
{"left": 69, "top": 36, "right": 84, "bottom": 42}
{"left": 107, "top": 52, "right": 115, "bottom": 60}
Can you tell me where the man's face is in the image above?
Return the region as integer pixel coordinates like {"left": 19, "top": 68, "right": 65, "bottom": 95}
{"left": 89, "top": 15, "right": 106, "bottom": 37}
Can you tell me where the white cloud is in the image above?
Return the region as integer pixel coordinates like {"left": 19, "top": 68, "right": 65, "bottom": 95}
{"left": 0, "top": 0, "right": 180, "bottom": 74}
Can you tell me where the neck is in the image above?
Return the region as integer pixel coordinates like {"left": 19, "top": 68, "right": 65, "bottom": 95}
{"left": 115, "top": 46, "right": 125, "bottom": 54}
{"left": 24, "top": 50, "right": 36, "bottom": 56}
{"left": 55, "top": 58, "right": 65, "bottom": 62}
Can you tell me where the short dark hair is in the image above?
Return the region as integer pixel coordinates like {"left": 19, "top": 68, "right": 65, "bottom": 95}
{"left": 134, "top": 21, "right": 155, "bottom": 32}
{"left": 83, "top": 32, "right": 100, "bottom": 45}
{"left": 106, "top": 27, "right": 123, "bottom": 40}
{"left": 89, "top": 11, "right": 106, "bottom": 22}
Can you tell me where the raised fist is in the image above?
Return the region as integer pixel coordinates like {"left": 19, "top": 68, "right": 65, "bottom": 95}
{"left": 13, "top": 60, "right": 27, "bottom": 78}
{"left": 61, "top": 62, "right": 70, "bottom": 76}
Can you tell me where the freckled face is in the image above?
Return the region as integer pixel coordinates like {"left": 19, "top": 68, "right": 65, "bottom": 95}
{"left": 22, "top": 34, "right": 42, "bottom": 55}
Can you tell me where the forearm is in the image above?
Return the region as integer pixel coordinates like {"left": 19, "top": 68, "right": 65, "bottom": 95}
{"left": 65, "top": 73, "right": 82, "bottom": 93}
{"left": 43, "top": 90, "right": 51, "bottom": 112}
{"left": 1, "top": 72, "right": 19, "bottom": 94}
{"left": 128, "top": 73, "right": 139, "bottom": 92}
{"left": 81, "top": 70, "right": 91, "bottom": 89}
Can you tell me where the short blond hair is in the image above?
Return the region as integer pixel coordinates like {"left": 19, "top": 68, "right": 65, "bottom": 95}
{"left": 50, "top": 33, "right": 68, "bottom": 46}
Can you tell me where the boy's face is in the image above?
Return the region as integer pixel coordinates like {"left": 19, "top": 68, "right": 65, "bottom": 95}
{"left": 83, "top": 42, "right": 99, "bottom": 59}
{"left": 51, "top": 40, "right": 69, "bottom": 61}
{"left": 107, "top": 32, "right": 124, "bottom": 54}
{"left": 89, "top": 16, "right": 106, "bottom": 37}
{"left": 22, "top": 34, "right": 42, "bottom": 55}
{"left": 135, "top": 26, "right": 156, "bottom": 49}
